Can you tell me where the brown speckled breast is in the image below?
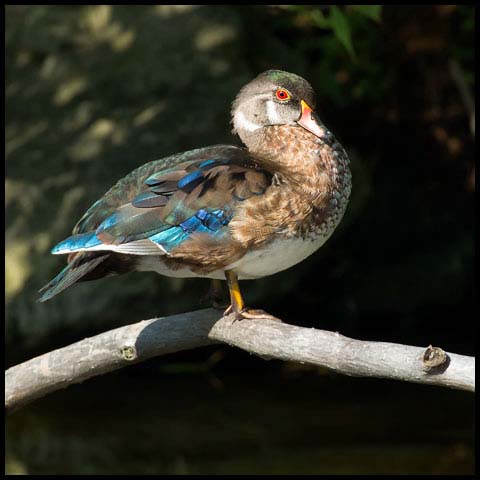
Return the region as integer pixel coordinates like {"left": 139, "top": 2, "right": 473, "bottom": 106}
{"left": 230, "top": 123, "right": 352, "bottom": 247}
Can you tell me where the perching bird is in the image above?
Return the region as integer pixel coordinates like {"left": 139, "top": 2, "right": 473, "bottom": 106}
{"left": 39, "top": 70, "right": 352, "bottom": 320}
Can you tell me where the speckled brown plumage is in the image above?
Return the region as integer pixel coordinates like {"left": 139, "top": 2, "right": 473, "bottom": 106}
{"left": 230, "top": 124, "right": 351, "bottom": 248}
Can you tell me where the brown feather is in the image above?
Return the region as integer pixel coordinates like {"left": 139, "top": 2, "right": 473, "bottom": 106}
{"left": 229, "top": 124, "right": 351, "bottom": 248}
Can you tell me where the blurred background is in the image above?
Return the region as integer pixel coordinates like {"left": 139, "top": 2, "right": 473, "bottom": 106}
{"left": 5, "top": 5, "right": 474, "bottom": 475}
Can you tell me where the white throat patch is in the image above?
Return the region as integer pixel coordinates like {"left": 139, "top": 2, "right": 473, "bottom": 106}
{"left": 266, "top": 100, "right": 282, "bottom": 124}
{"left": 234, "top": 111, "right": 262, "bottom": 132}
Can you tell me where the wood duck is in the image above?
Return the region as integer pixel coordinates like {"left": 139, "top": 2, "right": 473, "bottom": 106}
{"left": 39, "top": 70, "right": 352, "bottom": 320}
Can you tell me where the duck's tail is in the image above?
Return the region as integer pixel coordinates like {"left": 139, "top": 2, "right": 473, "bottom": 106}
{"left": 38, "top": 253, "right": 109, "bottom": 302}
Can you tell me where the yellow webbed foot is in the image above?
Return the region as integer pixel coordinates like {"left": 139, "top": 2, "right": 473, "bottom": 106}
{"left": 223, "top": 270, "right": 281, "bottom": 322}
{"left": 236, "top": 308, "right": 280, "bottom": 321}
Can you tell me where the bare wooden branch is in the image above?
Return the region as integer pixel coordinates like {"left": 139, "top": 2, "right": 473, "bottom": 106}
{"left": 5, "top": 309, "right": 475, "bottom": 413}
{"left": 5, "top": 309, "right": 219, "bottom": 413}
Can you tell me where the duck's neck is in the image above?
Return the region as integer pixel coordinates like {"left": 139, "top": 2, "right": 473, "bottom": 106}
{"left": 247, "top": 124, "right": 350, "bottom": 207}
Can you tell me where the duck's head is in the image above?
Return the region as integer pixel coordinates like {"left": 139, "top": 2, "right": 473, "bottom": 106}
{"left": 232, "top": 70, "right": 325, "bottom": 148}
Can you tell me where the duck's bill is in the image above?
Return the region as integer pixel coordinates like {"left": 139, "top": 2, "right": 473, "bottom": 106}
{"left": 297, "top": 100, "right": 325, "bottom": 138}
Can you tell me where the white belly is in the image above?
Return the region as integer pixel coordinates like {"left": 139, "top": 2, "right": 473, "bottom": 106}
{"left": 229, "top": 235, "right": 330, "bottom": 279}
{"left": 136, "top": 234, "right": 331, "bottom": 280}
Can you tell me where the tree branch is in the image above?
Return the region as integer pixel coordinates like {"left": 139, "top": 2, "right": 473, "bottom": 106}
{"left": 5, "top": 309, "right": 475, "bottom": 413}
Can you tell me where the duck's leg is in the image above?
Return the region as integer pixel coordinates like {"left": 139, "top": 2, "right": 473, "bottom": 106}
{"left": 210, "top": 278, "right": 228, "bottom": 309}
{"left": 200, "top": 279, "right": 228, "bottom": 309}
{"left": 224, "top": 270, "right": 280, "bottom": 321}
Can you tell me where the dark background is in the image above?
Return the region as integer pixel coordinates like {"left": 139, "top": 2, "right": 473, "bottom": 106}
{"left": 5, "top": 5, "right": 474, "bottom": 474}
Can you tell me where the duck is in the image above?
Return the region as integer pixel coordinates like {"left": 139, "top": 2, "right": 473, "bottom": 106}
{"left": 39, "top": 70, "right": 352, "bottom": 321}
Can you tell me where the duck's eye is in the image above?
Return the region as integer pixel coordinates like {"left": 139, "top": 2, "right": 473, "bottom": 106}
{"left": 275, "top": 89, "right": 290, "bottom": 101}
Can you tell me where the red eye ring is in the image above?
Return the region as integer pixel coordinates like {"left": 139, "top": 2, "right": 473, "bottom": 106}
{"left": 275, "top": 89, "right": 290, "bottom": 101}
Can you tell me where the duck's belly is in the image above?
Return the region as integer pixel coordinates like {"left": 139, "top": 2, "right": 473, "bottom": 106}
{"left": 137, "top": 234, "right": 331, "bottom": 280}
{"left": 230, "top": 234, "right": 330, "bottom": 279}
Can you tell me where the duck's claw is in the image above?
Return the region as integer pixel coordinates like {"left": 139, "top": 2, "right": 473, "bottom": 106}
{"left": 237, "top": 308, "right": 280, "bottom": 321}
{"left": 223, "top": 270, "right": 281, "bottom": 322}
{"left": 223, "top": 305, "right": 281, "bottom": 322}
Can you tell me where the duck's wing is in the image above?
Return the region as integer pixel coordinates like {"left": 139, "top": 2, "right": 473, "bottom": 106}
{"left": 51, "top": 144, "right": 272, "bottom": 258}
{"left": 39, "top": 144, "right": 272, "bottom": 302}
{"left": 71, "top": 145, "right": 239, "bottom": 236}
